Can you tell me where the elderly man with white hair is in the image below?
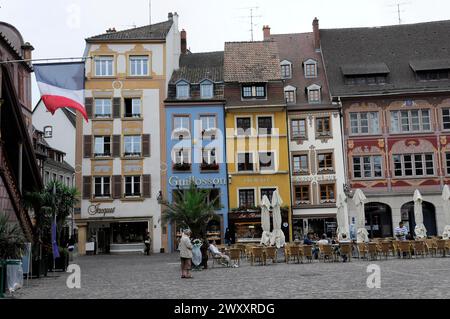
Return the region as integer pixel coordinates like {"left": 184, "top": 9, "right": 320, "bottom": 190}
{"left": 179, "top": 229, "right": 193, "bottom": 279}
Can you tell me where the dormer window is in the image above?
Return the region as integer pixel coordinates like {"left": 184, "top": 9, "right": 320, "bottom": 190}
{"left": 303, "top": 59, "right": 318, "bottom": 78}
{"left": 410, "top": 60, "right": 450, "bottom": 82}
{"left": 280, "top": 60, "right": 292, "bottom": 79}
{"left": 44, "top": 126, "right": 53, "bottom": 138}
{"left": 284, "top": 85, "right": 297, "bottom": 104}
{"left": 200, "top": 80, "right": 214, "bottom": 99}
{"left": 341, "top": 63, "right": 390, "bottom": 85}
{"left": 242, "top": 84, "right": 266, "bottom": 99}
{"left": 176, "top": 80, "right": 190, "bottom": 99}
{"left": 307, "top": 84, "right": 321, "bottom": 104}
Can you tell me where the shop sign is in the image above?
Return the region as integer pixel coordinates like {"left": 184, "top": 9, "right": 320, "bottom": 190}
{"left": 88, "top": 204, "right": 116, "bottom": 217}
{"left": 169, "top": 176, "right": 227, "bottom": 187}
{"left": 293, "top": 174, "right": 336, "bottom": 183}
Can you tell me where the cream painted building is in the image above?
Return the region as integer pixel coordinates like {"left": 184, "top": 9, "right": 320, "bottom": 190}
{"left": 75, "top": 13, "right": 181, "bottom": 255}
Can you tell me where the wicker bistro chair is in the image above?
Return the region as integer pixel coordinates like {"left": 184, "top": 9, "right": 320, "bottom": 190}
{"left": 284, "top": 244, "right": 291, "bottom": 263}
{"left": 286, "top": 245, "right": 301, "bottom": 264}
{"left": 357, "top": 243, "right": 368, "bottom": 260}
{"left": 302, "top": 245, "right": 314, "bottom": 263}
{"left": 391, "top": 241, "right": 399, "bottom": 256}
{"left": 251, "top": 247, "right": 266, "bottom": 266}
{"left": 265, "top": 246, "right": 278, "bottom": 264}
{"left": 339, "top": 243, "right": 352, "bottom": 262}
{"left": 229, "top": 248, "right": 241, "bottom": 266}
{"left": 210, "top": 251, "right": 228, "bottom": 268}
{"left": 319, "top": 244, "right": 335, "bottom": 262}
{"left": 379, "top": 241, "right": 392, "bottom": 260}
{"left": 367, "top": 243, "right": 379, "bottom": 261}
{"left": 425, "top": 239, "right": 437, "bottom": 257}
{"left": 413, "top": 240, "right": 427, "bottom": 258}
{"left": 436, "top": 240, "right": 449, "bottom": 257}
{"left": 236, "top": 244, "right": 246, "bottom": 259}
{"left": 398, "top": 241, "right": 412, "bottom": 259}
{"left": 244, "top": 245, "right": 254, "bottom": 261}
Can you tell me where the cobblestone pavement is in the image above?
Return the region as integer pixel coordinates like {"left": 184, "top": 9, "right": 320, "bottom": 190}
{"left": 10, "top": 253, "right": 450, "bottom": 299}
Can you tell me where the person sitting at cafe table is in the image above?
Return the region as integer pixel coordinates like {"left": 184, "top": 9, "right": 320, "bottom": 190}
{"left": 304, "top": 233, "right": 318, "bottom": 259}
{"left": 209, "top": 241, "right": 233, "bottom": 267}
{"left": 394, "top": 222, "right": 408, "bottom": 241}
{"left": 337, "top": 234, "right": 352, "bottom": 262}
{"left": 317, "top": 234, "right": 330, "bottom": 245}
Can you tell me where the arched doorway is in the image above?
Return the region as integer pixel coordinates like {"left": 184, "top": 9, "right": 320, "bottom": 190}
{"left": 365, "top": 203, "right": 393, "bottom": 238}
{"left": 401, "top": 201, "right": 437, "bottom": 236}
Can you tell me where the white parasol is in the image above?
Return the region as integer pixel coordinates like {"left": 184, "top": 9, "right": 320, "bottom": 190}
{"left": 413, "top": 189, "right": 427, "bottom": 239}
{"left": 352, "top": 189, "right": 369, "bottom": 243}
{"left": 270, "top": 191, "right": 286, "bottom": 248}
{"left": 336, "top": 193, "right": 350, "bottom": 241}
{"left": 441, "top": 185, "right": 450, "bottom": 239}
{"left": 260, "top": 195, "right": 272, "bottom": 246}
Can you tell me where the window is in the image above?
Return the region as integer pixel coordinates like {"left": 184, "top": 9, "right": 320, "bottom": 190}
{"left": 281, "top": 64, "right": 292, "bottom": 79}
{"left": 66, "top": 177, "right": 71, "bottom": 187}
{"left": 393, "top": 154, "right": 434, "bottom": 177}
{"left": 238, "top": 153, "right": 254, "bottom": 172}
{"left": 200, "top": 81, "right": 214, "bottom": 99}
{"left": 345, "top": 75, "right": 387, "bottom": 85}
{"left": 236, "top": 117, "right": 251, "bottom": 136}
{"left": 350, "top": 112, "right": 380, "bottom": 135}
{"left": 291, "top": 119, "right": 307, "bottom": 139}
{"left": 285, "top": 91, "right": 296, "bottom": 104}
{"left": 293, "top": 155, "right": 309, "bottom": 175}
{"left": 320, "top": 184, "right": 336, "bottom": 203}
{"left": 202, "top": 148, "right": 217, "bottom": 165}
{"left": 95, "top": 56, "right": 114, "bottom": 77}
{"left": 308, "top": 88, "right": 321, "bottom": 103}
{"left": 353, "top": 156, "right": 383, "bottom": 178}
{"left": 304, "top": 60, "right": 317, "bottom": 78}
{"left": 129, "top": 56, "right": 149, "bottom": 76}
{"left": 174, "top": 149, "right": 191, "bottom": 165}
{"left": 59, "top": 175, "right": 63, "bottom": 183}
{"left": 124, "top": 98, "right": 141, "bottom": 118}
{"left": 257, "top": 116, "right": 273, "bottom": 135}
{"left": 53, "top": 173, "right": 57, "bottom": 181}
{"left": 94, "top": 177, "right": 111, "bottom": 198}
{"left": 125, "top": 176, "right": 141, "bottom": 197}
{"left": 239, "top": 189, "right": 255, "bottom": 208}
{"left": 200, "top": 115, "right": 216, "bottom": 131}
{"left": 44, "top": 126, "right": 53, "bottom": 138}
{"left": 261, "top": 188, "right": 276, "bottom": 202}
{"left": 242, "top": 84, "right": 266, "bottom": 99}
{"left": 94, "top": 136, "right": 111, "bottom": 157}
{"left": 390, "top": 109, "right": 431, "bottom": 133}
{"left": 316, "top": 117, "right": 331, "bottom": 137}
{"left": 95, "top": 99, "right": 112, "bottom": 118}
{"left": 176, "top": 81, "right": 190, "bottom": 99}
{"left": 173, "top": 116, "right": 190, "bottom": 139}
{"left": 123, "top": 136, "right": 142, "bottom": 157}
{"left": 318, "top": 153, "right": 333, "bottom": 172}
{"left": 294, "top": 185, "right": 310, "bottom": 204}
{"left": 446, "top": 153, "right": 450, "bottom": 175}
{"left": 259, "top": 152, "right": 275, "bottom": 171}
{"left": 45, "top": 172, "right": 50, "bottom": 184}
{"left": 443, "top": 109, "right": 450, "bottom": 130}
{"left": 417, "top": 70, "right": 449, "bottom": 81}
{"left": 208, "top": 189, "right": 221, "bottom": 209}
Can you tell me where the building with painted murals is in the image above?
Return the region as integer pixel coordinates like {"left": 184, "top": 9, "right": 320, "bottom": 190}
{"left": 223, "top": 41, "right": 292, "bottom": 243}
{"left": 164, "top": 48, "right": 228, "bottom": 251}
{"left": 75, "top": 13, "right": 181, "bottom": 255}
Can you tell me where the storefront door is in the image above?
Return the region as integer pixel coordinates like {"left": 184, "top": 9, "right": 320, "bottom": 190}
{"left": 97, "top": 228, "right": 111, "bottom": 254}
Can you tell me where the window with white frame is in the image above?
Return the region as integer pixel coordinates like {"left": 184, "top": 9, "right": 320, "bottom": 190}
{"left": 173, "top": 149, "right": 191, "bottom": 165}
{"left": 237, "top": 153, "right": 254, "bottom": 172}
{"left": 293, "top": 154, "right": 309, "bottom": 175}
{"left": 200, "top": 80, "right": 214, "bottom": 99}
{"left": 236, "top": 117, "right": 252, "bottom": 136}
{"left": 200, "top": 115, "right": 216, "bottom": 131}
{"left": 257, "top": 116, "right": 273, "bottom": 135}
{"left": 202, "top": 148, "right": 217, "bottom": 165}
{"left": 285, "top": 90, "right": 296, "bottom": 104}
{"left": 260, "top": 188, "right": 276, "bottom": 202}
{"left": 291, "top": 119, "right": 307, "bottom": 139}
{"left": 242, "top": 84, "right": 266, "bottom": 99}
{"left": 95, "top": 56, "right": 114, "bottom": 77}
{"left": 390, "top": 109, "right": 431, "bottom": 133}
{"left": 280, "top": 61, "right": 292, "bottom": 79}
{"left": 124, "top": 98, "right": 141, "bottom": 118}
{"left": 94, "top": 136, "right": 111, "bottom": 157}
{"left": 350, "top": 112, "right": 380, "bottom": 135}
{"left": 176, "top": 81, "right": 190, "bottom": 99}
{"left": 442, "top": 108, "right": 450, "bottom": 130}
{"left": 307, "top": 84, "right": 321, "bottom": 103}
{"left": 94, "top": 177, "right": 111, "bottom": 198}
{"left": 123, "top": 135, "right": 141, "bottom": 157}
{"left": 94, "top": 99, "right": 112, "bottom": 118}
{"left": 393, "top": 153, "right": 434, "bottom": 177}
{"left": 173, "top": 116, "right": 190, "bottom": 140}
{"left": 129, "top": 56, "right": 149, "bottom": 76}
{"left": 124, "top": 176, "right": 141, "bottom": 197}
{"left": 353, "top": 155, "right": 383, "bottom": 178}
{"left": 259, "top": 152, "right": 275, "bottom": 171}
{"left": 44, "top": 126, "right": 53, "bottom": 138}
{"left": 304, "top": 59, "right": 317, "bottom": 78}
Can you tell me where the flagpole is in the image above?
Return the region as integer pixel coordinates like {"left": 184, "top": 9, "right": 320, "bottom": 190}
{"left": 0, "top": 56, "right": 93, "bottom": 65}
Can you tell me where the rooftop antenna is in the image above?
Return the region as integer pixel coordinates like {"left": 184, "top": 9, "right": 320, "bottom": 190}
{"left": 236, "top": 6, "right": 262, "bottom": 41}
{"left": 388, "top": 1, "right": 412, "bottom": 24}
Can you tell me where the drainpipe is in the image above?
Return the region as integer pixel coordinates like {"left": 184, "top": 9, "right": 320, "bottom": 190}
{"left": 18, "top": 142, "right": 23, "bottom": 193}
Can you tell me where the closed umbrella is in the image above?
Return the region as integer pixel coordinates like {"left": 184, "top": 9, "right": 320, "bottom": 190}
{"left": 441, "top": 185, "right": 450, "bottom": 239}
{"left": 336, "top": 193, "right": 350, "bottom": 241}
{"left": 260, "top": 195, "right": 272, "bottom": 246}
{"left": 352, "top": 189, "right": 369, "bottom": 243}
{"left": 270, "top": 191, "right": 286, "bottom": 248}
{"left": 413, "top": 190, "right": 427, "bottom": 239}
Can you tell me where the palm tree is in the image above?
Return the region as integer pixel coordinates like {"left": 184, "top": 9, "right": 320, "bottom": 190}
{"left": 0, "top": 213, "right": 25, "bottom": 260}
{"left": 161, "top": 183, "right": 221, "bottom": 238}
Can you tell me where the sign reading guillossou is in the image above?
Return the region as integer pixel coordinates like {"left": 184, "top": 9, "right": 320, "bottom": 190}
{"left": 168, "top": 176, "right": 227, "bottom": 187}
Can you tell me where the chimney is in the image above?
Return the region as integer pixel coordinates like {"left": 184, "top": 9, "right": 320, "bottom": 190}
{"left": 313, "top": 17, "right": 320, "bottom": 51}
{"left": 106, "top": 27, "right": 116, "bottom": 33}
{"left": 181, "top": 29, "right": 187, "bottom": 54}
{"left": 168, "top": 12, "right": 174, "bottom": 20}
{"left": 21, "top": 42, "right": 34, "bottom": 61}
{"left": 263, "top": 25, "right": 271, "bottom": 40}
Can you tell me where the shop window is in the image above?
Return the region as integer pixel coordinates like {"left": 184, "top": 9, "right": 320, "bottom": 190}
{"left": 111, "top": 222, "right": 148, "bottom": 244}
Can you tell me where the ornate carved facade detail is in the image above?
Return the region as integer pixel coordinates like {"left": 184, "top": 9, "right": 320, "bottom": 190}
{"left": 390, "top": 138, "right": 436, "bottom": 154}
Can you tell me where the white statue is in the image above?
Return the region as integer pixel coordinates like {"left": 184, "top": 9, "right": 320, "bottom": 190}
{"left": 414, "top": 224, "right": 427, "bottom": 239}
{"left": 443, "top": 225, "right": 450, "bottom": 240}
{"left": 357, "top": 228, "right": 369, "bottom": 243}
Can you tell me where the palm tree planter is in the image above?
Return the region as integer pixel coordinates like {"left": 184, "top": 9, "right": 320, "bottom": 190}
{"left": 47, "top": 247, "right": 69, "bottom": 272}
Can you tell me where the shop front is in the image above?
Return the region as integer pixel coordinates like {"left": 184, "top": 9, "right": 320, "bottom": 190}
{"left": 292, "top": 213, "right": 338, "bottom": 240}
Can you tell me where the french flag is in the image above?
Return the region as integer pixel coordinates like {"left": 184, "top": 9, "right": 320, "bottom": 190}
{"left": 34, "top": 62, "right": 88, "bottom": 122}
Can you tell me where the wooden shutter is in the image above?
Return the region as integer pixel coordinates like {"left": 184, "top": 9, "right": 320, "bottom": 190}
{"left": 83, "top": 135, "right": 92, "bottom": 158}
{"left": 142, "top": 134, "right": 151, "bottom": 157}
{"left": 82, "top": 176, "right": 91, "bottom": 199}
{"left": 85, "top": 98, "right": 93, "bottom": 119}
{"left": 143, "top": 175, "right": 151, "bottom": 198}
{"left": 113, "top": 175, "right": 122, "bottom": 199}
{"left": 113, "top": 98, "right": 121, "bottom": 118}
{"left": 112, "top": 135, "right": 121, "bottom": 157}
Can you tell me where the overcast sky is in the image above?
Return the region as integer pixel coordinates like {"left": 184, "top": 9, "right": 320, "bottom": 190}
{"left": 1, "top": 0, "right": 450, "bottom": 106}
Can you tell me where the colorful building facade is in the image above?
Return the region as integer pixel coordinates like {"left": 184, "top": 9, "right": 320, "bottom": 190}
{"left": 164, "top": 51, "right": 228, "bottom": 251}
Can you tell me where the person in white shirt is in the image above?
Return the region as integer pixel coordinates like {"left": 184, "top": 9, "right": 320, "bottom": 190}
{"left": 395, "top": 222, "right": 408, "bottom": 241}
{"left": 209, "top": 241, "right": 232, "bottom": 267}
{"left": 317, "top": 234, "right": 330, "bottom": 245}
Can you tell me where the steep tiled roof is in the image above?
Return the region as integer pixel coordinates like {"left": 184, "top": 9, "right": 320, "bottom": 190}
{"left": 170, "top": 51, "right": 224, "bottom": 84}
{"left": 86, "top": 20, "right": 173, "bottom": 42}
{"left": 224, "top": 41, "right": 281, "bottom": 82}
{"left": 321, "top": 20, "right": 450, "bottom": 97}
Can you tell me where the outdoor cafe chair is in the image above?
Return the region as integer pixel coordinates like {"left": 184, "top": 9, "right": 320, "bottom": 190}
{"left": 413, "top": 240, "right": 426, "bottom": 258}
{"left": 339, "top": 243, "right": 352, "bottom": 262}
{"left": 209, "top": 251, "right": 228, "bottom": 268}
{"left": 265, "top": 246, "right": 278, "bottom": 264}
{"left": 236, "top": 244, "right": 246, "bottom": 258}
{"left": 286, "top": 245, "right": 301, "bottom": 264}
{"left": 379, "top": 241, "right": 392, "bottom": 260}
{"left": 398, "top": 241, "right": 412, "bottom": 259}
{"left": 425, "top": 239, "right": 437, "bottom": 257}
{"left": 367, "top": 242, "right": 379, "bottom": 261}
{"left": 319, "top": 244, "right": 335, "bottom": 263}
{"left": 302, "top": 245, "right": 314, "bottom": 263}
{"left": 251, "top": 247, "right": 266, "bottom": 266}
{"left": 436, "top": 240, "right": 449, "bottom": 257}
{"left": 357, "top": 243, "right": 368, "bottom": 260}
{"left": 229, "top": 248, "right": 241, "bottom": 266}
